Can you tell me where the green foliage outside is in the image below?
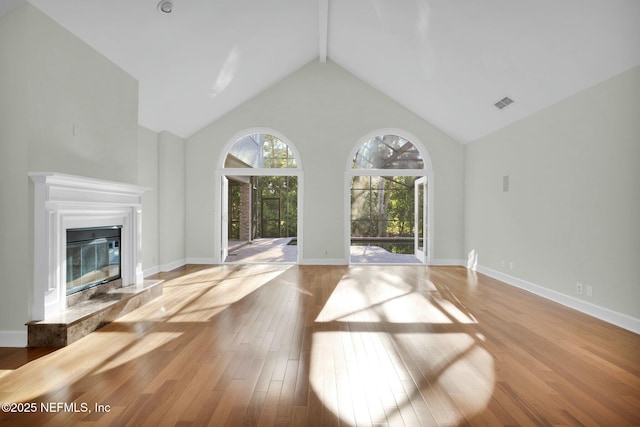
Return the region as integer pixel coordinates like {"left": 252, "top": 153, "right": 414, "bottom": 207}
{"left": 229, "top": 183, "right": 241, "bottom": 240}
{"left": 258, "top": 135, "right": 297, "bottom": 237}
{"left": 262, "top": 135, "right": 296, "bottom": 168}
{"left": 257, "top": 175, "right": 297, "bottom": 238}
{"left": 351, "top": 176, "right": 417, "bottom": 238}
{"left": 228, "top": 135, "right": 299, "bottom": 240}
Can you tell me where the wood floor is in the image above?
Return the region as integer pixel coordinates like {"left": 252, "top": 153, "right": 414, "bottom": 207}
{"left": 1, "top": 264, "right": 639, "bottom": 426}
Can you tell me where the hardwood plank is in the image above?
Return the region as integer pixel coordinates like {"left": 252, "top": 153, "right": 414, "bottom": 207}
{"left": 274, "top": 360, "right": 297, "bottom": 423}
{"left": 0, "top": 264, "right": 638, "bottom": 426}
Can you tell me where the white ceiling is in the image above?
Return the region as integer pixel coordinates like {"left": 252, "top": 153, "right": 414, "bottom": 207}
{"left": 15, "top": 0, "right": 640, "bottom": 142}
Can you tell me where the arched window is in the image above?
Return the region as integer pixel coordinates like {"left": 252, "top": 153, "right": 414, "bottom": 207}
{"left": 352, "top": 134, "right": 423, "bottom": 170}
{"left": 218, "top": 130, "right": 302, "bottom": 264}
{"left": 348, "top": 131, "right": 430, "bottom": 264}
{"left": 225, "top": 134, "right": 297, "bottom": 169}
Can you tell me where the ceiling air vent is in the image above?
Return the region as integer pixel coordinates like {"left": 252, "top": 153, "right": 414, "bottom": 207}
{"left": 494, "top": 97, "right": 514, "bottom": 110}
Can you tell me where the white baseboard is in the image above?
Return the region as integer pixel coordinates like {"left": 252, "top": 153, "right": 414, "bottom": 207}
{"left": 299, "top": 258, "right": 466, "bottom": 267}
{"left": 476, "top": 265, "right": 640, "bottom": 335}
{"left": 160, "top": 258, "right": 186, "bottom": 272}
{"left": 188, "top": 257, "right": 348, "bottom": 266}
{"left": 0, "top": 330, "right": 28, "bottom": 347}
{"left": 186, "top": 257, "right": 217, "bottom": 265}
{"left": 430, "top": 258, "right": 465, "bottom": 266}
{"left": 184, "top": 257, "right": 464, "bottom": 267}
{"left": 300, "top": 258, "right": 349, "bottom": 265}
{"left": 143, "top": 265, "right": 160, "bottom": 277}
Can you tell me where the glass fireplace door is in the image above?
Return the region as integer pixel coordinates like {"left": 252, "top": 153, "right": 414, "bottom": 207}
{"left": 66, "top": 227, "right": 121, "bottom": 295}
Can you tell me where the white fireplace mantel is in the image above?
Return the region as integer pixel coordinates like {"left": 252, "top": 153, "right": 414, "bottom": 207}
{"left": 29, "top": 172, "right": 148, "bottom": 321}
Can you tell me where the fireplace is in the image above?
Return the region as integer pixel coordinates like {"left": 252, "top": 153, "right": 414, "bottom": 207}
{"left": 30, "top": 172, "right": 148, "bottom": 321}
{"left": 66, "top": 226, "right": 122, "bottom": 296}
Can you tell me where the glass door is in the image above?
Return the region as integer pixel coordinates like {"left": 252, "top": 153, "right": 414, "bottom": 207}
{"left": 221, "top": 176, "right": 229, "bottom": 261}
{"left": 261, "top": 197, "right": 281, "bottom": 237}
{"left": 414, "top": 176, "right": 427, "bottom": 263}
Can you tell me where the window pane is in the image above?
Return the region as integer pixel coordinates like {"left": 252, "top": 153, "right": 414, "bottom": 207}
{"left": 225, "top": 134, "right": 297, "bottom": 168}
{"left": 353, "top": 135, "right": 423, "bottom": 169}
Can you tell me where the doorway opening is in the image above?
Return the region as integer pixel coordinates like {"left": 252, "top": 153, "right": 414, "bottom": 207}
{"left": 220, "top": 132, "right": 302, "bottom": 263}
{"left": 225, "top": 175, "right": 298, "bottom": 263}
{"left": 347, "top": 132, "right": 431, "bottom": 264}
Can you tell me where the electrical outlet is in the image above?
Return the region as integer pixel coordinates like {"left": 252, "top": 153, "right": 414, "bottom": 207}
{"left": 586, "top": 285, "right": 593, "bottom": 298}
{"left": 576, "top": 282, "right": 583, "bottom": 295}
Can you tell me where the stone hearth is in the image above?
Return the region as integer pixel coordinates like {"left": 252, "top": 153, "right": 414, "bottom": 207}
{"left": 28, "top": 279, "right": 163, "bottom": 347}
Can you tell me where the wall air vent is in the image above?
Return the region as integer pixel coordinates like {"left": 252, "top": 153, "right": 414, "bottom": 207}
{"left": 494, "top": 97, "right": 514, "bottom": 109}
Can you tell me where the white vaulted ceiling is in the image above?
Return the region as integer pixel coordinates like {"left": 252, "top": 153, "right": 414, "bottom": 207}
{"left": 16, "top": 0, "right": 640, "bottom": 142}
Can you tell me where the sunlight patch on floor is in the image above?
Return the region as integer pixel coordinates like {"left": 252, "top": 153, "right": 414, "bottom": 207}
{"left": 310, "top": 329, "right": 494, "bottom": 425}
{"left": 310, "top": 268, "right": 494, "bottom": 425}
{"left": 315, "top": 271, "right": 475, "bottom": 325}
{"left": 1, "top": 332, "right": 140, "bottom": 404}
{"left": 124, "top": 265, "right": 292, "bottom": 323}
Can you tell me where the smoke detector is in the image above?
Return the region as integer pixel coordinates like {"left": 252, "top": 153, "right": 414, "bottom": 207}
{"left": 157, "top": 0, "right": 173, "bottom": 14}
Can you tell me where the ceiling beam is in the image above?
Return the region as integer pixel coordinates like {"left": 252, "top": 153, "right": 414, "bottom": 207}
{"left": 319, "top": 0, "right": 329, "bottom": 62}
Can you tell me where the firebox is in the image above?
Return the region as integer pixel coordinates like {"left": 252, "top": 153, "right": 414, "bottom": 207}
{"left": 66, "top": 226, "right": 122, "bottom": 295}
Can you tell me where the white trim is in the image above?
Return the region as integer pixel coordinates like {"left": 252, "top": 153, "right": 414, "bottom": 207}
{"left": 29, "top": 171, "right": 150, "bottom": 197}
{"left": 186, "top": 257, "right": 216, "bottom": 265}
{"left": 221, "top": 168, "right": 300, "bottom": 177}
{"left": 226, "top": 261, "right": 297, "bottom": 266}
{"left": 345, "top": 169, "right": 429, "bottom": 177}
{"left": 29, "top": 172, "right": 147, "bottom": 321}
{"left": 221, "top": 176, "right": 229, "bottom": 260}
{"left": 414, "top": 176, "right": 428, "bottom": 263}
{"left": 476, "top": 264, "right": 640, "bottom": 335}
{"left": 143, "top": 265, "right": 160, "bottom": 277}
{"left": 430, "top": 259, "right": 465, "bottom": 266}
{"left": 160, "top": 258, "right": 186, "bottom": 272}
{"left": 300, "top": 258, "right": 348, "bottom": 266}
{"left": 0, "top": 330, "right": 28, "bottom": 348}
